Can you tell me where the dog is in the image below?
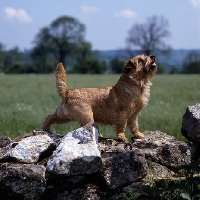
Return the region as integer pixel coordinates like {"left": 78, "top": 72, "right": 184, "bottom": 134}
{"left": 42, "top": 55, "right": 157, "bottom": 141}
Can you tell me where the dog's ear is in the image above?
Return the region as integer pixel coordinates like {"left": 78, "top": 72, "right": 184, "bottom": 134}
{"left": 124, "top": 59, "right": 136, "bottom": 74}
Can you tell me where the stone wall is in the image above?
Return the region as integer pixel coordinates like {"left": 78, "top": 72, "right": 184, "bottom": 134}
{"left": 0, "top": 103, "right": 200, "bottom": 200}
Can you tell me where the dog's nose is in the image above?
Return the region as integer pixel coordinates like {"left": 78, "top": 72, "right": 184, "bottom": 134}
{"left": 150, "top": 55, "right": 156, "bottom": 59}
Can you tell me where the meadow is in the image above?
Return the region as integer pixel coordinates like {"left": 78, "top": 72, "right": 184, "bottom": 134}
{"left": 0, "top": 73, "right": 200, "bottom": 141}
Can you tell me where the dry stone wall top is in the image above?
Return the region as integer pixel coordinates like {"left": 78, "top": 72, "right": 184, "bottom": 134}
{"left": 0, "top": 103, "right": 200, "bottom": 199}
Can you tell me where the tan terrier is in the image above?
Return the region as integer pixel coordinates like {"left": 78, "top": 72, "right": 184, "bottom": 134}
{"left": 42, "top": 55, "right": 157, "bottom": 141}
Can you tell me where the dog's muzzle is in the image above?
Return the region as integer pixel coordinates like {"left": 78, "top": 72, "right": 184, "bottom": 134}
{"left": 149, "top": 63, "right": 157, "bottom": 72}
{"left": 149, "top": 55, "right": 157, "bottom": 72}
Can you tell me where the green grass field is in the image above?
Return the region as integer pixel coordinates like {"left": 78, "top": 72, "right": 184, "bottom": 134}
{"left": 0, "top": 73, "right": 200, "bottom": 141}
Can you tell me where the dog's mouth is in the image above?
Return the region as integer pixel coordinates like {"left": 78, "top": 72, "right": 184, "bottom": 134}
{"left": 144, "top": 62, "right": 157, "bottom": 73}
{"left": 149, "top": 63, "right": 157, "bottom": 72}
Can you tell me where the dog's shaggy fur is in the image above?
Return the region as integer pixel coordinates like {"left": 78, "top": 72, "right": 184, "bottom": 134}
{"left": 42, "top": 55, "right": 157, "bottom": 141}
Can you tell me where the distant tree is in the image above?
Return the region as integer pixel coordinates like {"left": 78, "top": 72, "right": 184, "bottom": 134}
{"left": 89, "top": 60, "right": 107, "bottom": 74}
{"left": 73, "top": 42, "right": 106, "bottom": 74}
{"left": 49, "top": 16, "right": 85, "bottom": 64}
{"left": 31, "top": 27, "right": 54, "bottom": 73}
{"left": 182, "top": 62, "right": 200, "bottom": 74}
{"left": 0, "top": 43, "right": 4, "bottom": 72}
{"left": 31, "top": 16, "right": 86, "bottom": 72}
{"left": 3, "top": 47, "right": 26, "bottom": 73}
{"left": 156, "top": 61, "right": 167, "bottom": 74}
{"left": 109, "top": 57, "right": 124, "bottom": 74}
{"left": 169, "top": 66, "right": 180, "bottom": 74}
{"left": 126, "top": 15, "right": 171, "bottom": 56}
{"left": 73, "top": 42, "right": 93, "bottom": 73}
{"left": 5, "top": 62, "right": 26, "bottom": 74}
{"left": 182, "top": 51, "right": 200, "bottom": 74}
{"left": 3, "top": 46, "right": 23, "bottom": 67}
{"left": 183, "top": 51, "right": 200, "bottom": 64}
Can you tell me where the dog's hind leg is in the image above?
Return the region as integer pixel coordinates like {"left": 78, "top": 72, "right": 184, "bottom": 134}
{"left": 77, "top": 110, "right": 94, "bottom": 127}
{"left": 42, "top": 113, "right": 68, "bottom": 133}
{"left": 66, "top": 101, "right": 94, "bottom": 127}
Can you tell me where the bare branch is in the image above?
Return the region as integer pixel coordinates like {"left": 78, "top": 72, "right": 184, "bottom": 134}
{"left": 126, "top": 15, "right": 171, "bottom": 55}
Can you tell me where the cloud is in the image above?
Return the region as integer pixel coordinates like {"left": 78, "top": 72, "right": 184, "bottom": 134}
{"left": 80, "top": 5, "right": 100, "bottom": 15}
{"left": 4, "top": 7, "right": 32, "bottom": 23}
{"left": 114, "top": 9, "right": 137, "bottom": 19}
{"left": 189, "top": 0, "right": 200, "bottom": 7}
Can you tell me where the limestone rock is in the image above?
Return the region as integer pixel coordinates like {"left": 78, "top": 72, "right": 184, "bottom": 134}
{"left": 13, "top": 130, "right": 63, "bottom": 146}
{"left": 144, "top": 161, "right": 175, "bottom": 181}
{"left": 0, "top": 136, "right": 12, "bottom": 148}
{"left": 46, "top": 123, "right": 101, "bottom": 175}
{"left": 100, "top": 149, "right": 148, "bottom": 189}
{"left": 0, "top": 134, "right": 56, "bottom": 163}
{"left": 182, "top": 103, "right": 200, "bottom": 142}
{"left": 0, "top": 163, "right": 46, "bottom": 199}
{"left": 0, "top": 136, "right": 12, "bottom": 161}
{"left": 99, "top": 138, "right": 130, "bottom": 153}
{"left": 132, "top": 131, "right": 192, "bottom": 168}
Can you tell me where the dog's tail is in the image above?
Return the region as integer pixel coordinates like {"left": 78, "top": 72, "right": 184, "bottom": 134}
{"left": 56, "top": 63, "right": 68, "bottom": 98}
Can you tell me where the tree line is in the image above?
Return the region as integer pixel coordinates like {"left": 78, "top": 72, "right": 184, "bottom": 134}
{"left": 0, "top": 15, "right": 200, "bottom": 74}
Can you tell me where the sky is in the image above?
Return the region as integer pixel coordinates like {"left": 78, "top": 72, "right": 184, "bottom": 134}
{"left": 0, "top": 0, "right": 200, "bottom": 51}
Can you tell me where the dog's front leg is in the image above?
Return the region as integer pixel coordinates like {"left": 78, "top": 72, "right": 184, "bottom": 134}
{"left": 115, "top": 116, "right": 128, "bottom": 141}
{"left": 127, "top": 115, "right": 144, "bottom": 139}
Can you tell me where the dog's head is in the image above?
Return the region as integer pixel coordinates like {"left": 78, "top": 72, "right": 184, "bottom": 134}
{"left": 124, "top": 55, "right": 157, "bottom": 80}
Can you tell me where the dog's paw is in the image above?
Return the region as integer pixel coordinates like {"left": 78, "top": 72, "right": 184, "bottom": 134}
{"left": 134, "top": 131, "right": 144, "bottom": 139}
{"left": 117, "top": 133, "right": 128, "bottom": 142}
{"left": 99, "top": 133, "right": 104, "bottom": 138}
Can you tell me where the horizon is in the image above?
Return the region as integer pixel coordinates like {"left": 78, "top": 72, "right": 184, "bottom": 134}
{"left": 0, "top": 0, "right": 200, "bottom": 51}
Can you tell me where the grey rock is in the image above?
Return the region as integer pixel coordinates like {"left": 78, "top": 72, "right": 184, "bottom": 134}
{"left": 132, "top": 131, "right": 192, "bottom": 168}
{"left": 99, "top": 138, "right": 130, "bottom": 153}
{"left": 0, "top": 163, "right": 46, "bottom": 199}
{"left": 14, "top": 130, "right": 63, "bottom": 146}
{"left": 144, "top": 161, "right": 175, "bottom": 181}
{"left": 0, "top": 136, "right": 12, "bottom": 161}
{"left": 46, "top": 123, "right": 101, "bottom": 175}
{"left": 100, "top": 149, "right": 148, "bottom": 189}
{"left": 110, "top": 182, "right": 150, "bottom": 200}
{"left": 0, "top": 136, "right": 12, "bottom": 148}
{"left": 0, "top": 134, "right": 56, "bottom": 163}
{"left": 182, "top": 103, "right": 200, "bottom": 142}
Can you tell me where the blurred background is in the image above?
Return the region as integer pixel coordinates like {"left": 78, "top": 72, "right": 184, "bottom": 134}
{"left": 0, "top": 0, "right": 200, "bottom": 74}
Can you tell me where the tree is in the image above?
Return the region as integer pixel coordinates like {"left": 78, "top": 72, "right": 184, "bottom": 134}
{"left": 126, "top": 15, "right": 171, "bottom": 55}
{"left": 32, "top": 16, "right": 85, "bottom": 71}
{"left": 169, "top": 66, "right": 180, "bottom": 74}
{"left": 109, "top": 57, "right": 124, "bottom": 74}
{"left": 73, "top": 42, "right": 106, "bottom": 74}
{"left": 0, "top": 42, "right": 4, "bottom": 72}
{"left": 5, "top": 62, "right": 26, "bottom": 74}
{"left": 31, "top": 27, "right": 54, "bottom": 73}
{"left": 182, "top": 62, "right": 200, "bottom": 74}
{"left": 49, "top": 16, "right": 85, "bottom": 64}
{"left": 156, "top": 61, "right": 167, "bottom": 74}
{"left": 89, "top": 60, "right": 106, "bottom": 74}
{"left": 182, "top": 51, "right": 200, "bottom": 74}
{"left": 183, "top": 51, "right": 200, "bottom": 66}
{"left": 3, "top": 46, "right": 26, "bottom": 73}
